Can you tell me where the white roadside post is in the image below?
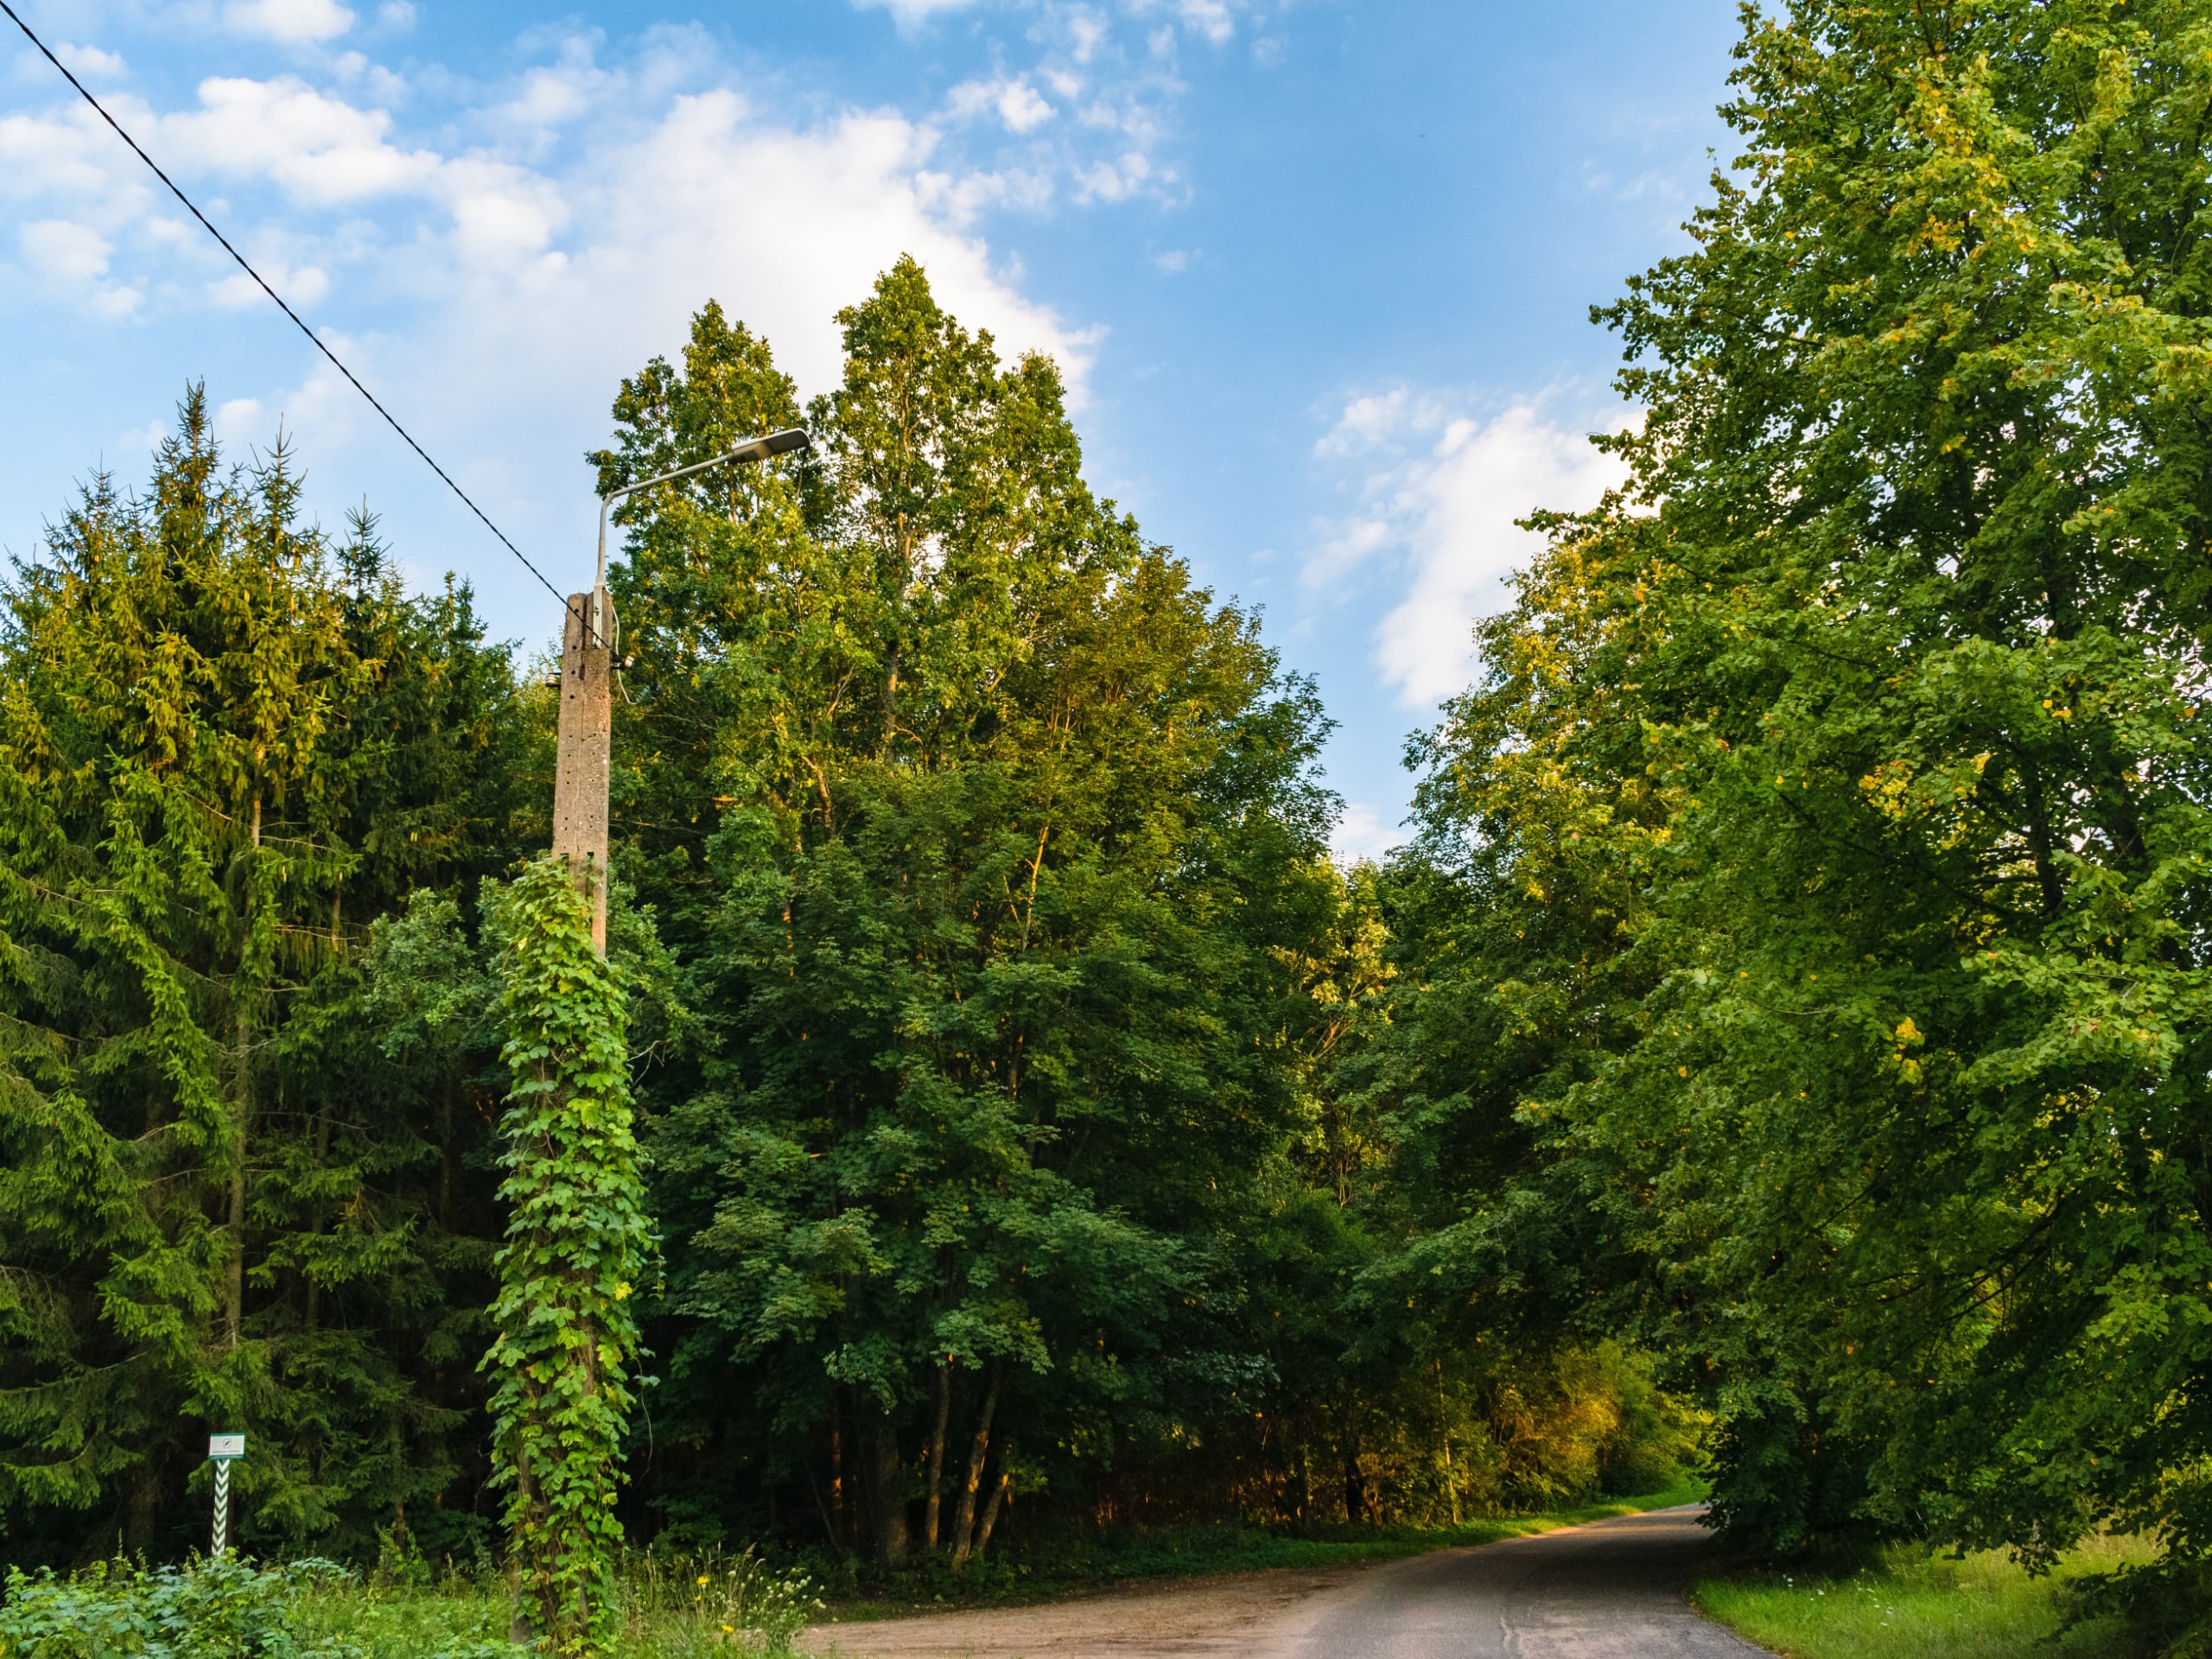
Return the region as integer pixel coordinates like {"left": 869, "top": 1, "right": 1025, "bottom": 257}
{"left": 556, "top": 429, "right": 809, "bottom": 955}
{"left": 207, "top": 1433, "right": 245, "bottom": 1557}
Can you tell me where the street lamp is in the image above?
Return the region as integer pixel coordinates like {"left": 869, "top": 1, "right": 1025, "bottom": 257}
{"left": 594, "top": 427, "right": 812, "bottom": 595}
{"left": 553, "top": 427, "right": 811, "bottom": 952}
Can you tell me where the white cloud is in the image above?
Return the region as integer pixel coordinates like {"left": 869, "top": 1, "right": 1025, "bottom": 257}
{"left": 1315, "top": 387, "right": 1446, "bottom": 459}
{"left": 118, "top": 417, "right": 169, "bottom": 453}
{"left": 212, "top": 258, "right": 327, "bottom": 308}
{"left": 20, "top": 217, "right": 110, "bottom": 281}
{"left": 1332, "top": 802, "right": 1402, "bottom": 865}
{"left": 18, "top": 216, "right": 143, "bottom": 315}
{"left": 1312, "top": 391, "right": 1632, "bottom": 708}
{"left": 1152, "top": 247, "right": 1187, "bottom": 272}
{"left": 188, "top": 86, "right": 1104, "bottom": 550}
{"left": 1178, "top": 0, "right": 1236, "bottom": 44}
{"left": 996, "top": 81, "right": 1054, "bottom": 133}
{"left": 1073, "top": 149, "right": 1157, "bottom": 202}
{"left": 56, "top": 43, "right": 128, "bottom": 79}
{"left": 158, "top": 77, "right": 440, "bottom": 205}
{"left": 852, "top": 0, "right": 983, "bottom": 27}
{"left": 947, "top": 77, "right": 1055, "bottom": 135}
{"left": 0, "top": 53, "right": 1095, "bottom": 391}
{"left": 215, "top": 397, "right": 265, "bottom": 443}
{"left": 1068, "top": 14, "right": 1106, "bottom": 61}
{"left": 225, "top": 0, "right": 357, "bottom": 44}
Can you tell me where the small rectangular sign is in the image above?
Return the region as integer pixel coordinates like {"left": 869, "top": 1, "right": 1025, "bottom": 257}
{"left": 207, "top": 1434, "right": 245, "bottom": 1459}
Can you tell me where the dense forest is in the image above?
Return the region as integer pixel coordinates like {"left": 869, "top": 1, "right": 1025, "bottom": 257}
{"left": 8, "top": 0, "right": 2212, "bottom": 1647}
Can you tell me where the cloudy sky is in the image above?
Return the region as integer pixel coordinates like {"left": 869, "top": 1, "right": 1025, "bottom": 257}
{"left": 0, "top": 0, "right": 1738, "bottom": 858}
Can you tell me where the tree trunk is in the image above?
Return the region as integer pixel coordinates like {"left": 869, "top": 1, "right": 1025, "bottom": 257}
{"left": 972, "top": 1465, "right": 1012, "bottom": 1563}
{"left": 806, "top": 1460, "right": 837, "bottom": 1548}
{"left": 872, "top": 1411, "right": 909, "bottom": 1564}
{"left": 226, "top": 1142, "right": 246, "bottom": 1349}
{"left": 305, "top": 1111, "right": 333, "bottom": 1333}
{"left": 227, "top": 798, "right": 263, "bottom": 1352}
{"left": 1343, "top": 1449, "right": 1366, "bottom": 1524}
{"left": 950, "top": 1357, "right": 1006, "bottom": 1570}
{"left": 923, "top": 1359, "right": 953, "bottom": 1551}
{"left": 126, "top": 1461, "right": 160, "bottom": 1554}
{"left": 830, "top": 1392, "right": 846, "bottom": 1548}
{"left": 1436, "top": 1360, "right": 1460, "bottom": 1526}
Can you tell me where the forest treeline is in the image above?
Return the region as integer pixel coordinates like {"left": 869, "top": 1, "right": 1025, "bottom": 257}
{"left": 9, "top": 0, "right": 2212, "bottom": 1646}
{"left": 0, "top": 272, "right": 1682, "bottom": 1574}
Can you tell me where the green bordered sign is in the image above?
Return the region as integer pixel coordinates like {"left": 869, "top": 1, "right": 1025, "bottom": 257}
{"left": 207, "top": 1433, "right": 245, "bottom": 1554}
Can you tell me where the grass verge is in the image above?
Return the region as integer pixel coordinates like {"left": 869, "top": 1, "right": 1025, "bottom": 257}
{"left": 817, "top": 1478, "right": 1708, "bottom": 1622}
{"left": 0, "top": 1485, "right": 1704, "bottom": 1655}
{"left": 1693, "top": 1533, "right": 2152, "bottom": 1659}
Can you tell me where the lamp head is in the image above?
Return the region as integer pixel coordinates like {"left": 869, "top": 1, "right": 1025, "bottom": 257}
{"left": 726, "top": 428, "right": 810, "bottom": 466}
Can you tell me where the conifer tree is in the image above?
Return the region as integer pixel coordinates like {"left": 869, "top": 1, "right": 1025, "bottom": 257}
{"left": 0, "top": 389, "right": 528, "bottom": 1560}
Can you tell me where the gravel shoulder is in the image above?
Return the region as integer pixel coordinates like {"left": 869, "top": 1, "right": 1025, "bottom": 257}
{"left": 802, "top": 1560, "right": 1382, "bottom": 1658}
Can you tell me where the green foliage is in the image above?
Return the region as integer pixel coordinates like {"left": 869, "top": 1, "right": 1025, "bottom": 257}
{"left": 594, "top": 260, "right": 1376, "bottom": 1561}
{"left": 0, "top": 1556, "right": 358, "bottom": 1659}
{"left": 1695, "top": 1535, "right": 2149, "bottom": 1659}
{"left": 0, "top": 269, "right": 1695, "bottom": 1598}
{"left": 1385, "top": 0, "right": 2212, "bottom": 1623}
{"left": 608, "top": 1548, "right": 818, "bottom": 1656}
{"left": 485, "top": 857, "right": 652, "bottom": 1654}
{"left": 0, "top": 388, "right": 529, "bottom": 1561}
{"left": 0, "top": 1550, "right": 818, "bottom": 1659}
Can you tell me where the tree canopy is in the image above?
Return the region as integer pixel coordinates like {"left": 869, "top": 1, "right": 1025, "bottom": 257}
{"left": 40, "top": 0, "right": 2212, "bottom": 1627}
{"left": 1383, "top": 0, "right": 2212, "bottom": 1617}
{"left": 0, "top": 275, "right": 1681, "bottom": 1585}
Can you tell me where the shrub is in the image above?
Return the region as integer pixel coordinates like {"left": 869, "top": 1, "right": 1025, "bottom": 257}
{"left": 0, "top": 1557, "right": 353, "bottom": 1659}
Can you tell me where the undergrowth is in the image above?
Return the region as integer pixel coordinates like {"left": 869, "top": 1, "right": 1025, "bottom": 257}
{"left": 0, "top": 1481, "right": 1703, "bottom": 1653}
{"left": 1694, "top": 1532, "right": 2153, "bottom": 1659}
{"left": 0, "top": 1547, "right": 819, "bottom": 1659}
{"left": 811, "top": 1478, "right": 1708, "bottom": 1620}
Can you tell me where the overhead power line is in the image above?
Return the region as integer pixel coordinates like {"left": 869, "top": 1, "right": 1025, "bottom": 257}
{"left": 0, "top": 0, "right": 575, "bottom": 615}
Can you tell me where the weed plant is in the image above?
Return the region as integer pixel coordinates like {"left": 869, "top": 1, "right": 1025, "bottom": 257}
{"left": 1694, "top": 1533, "right": 2152, "bottom": 1659}
{"left": 0, "top": 1548, "right": 819, "bottom": 1659}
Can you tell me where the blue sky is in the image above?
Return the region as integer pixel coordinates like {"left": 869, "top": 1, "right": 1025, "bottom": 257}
{"left": 1, "top": 0, "right": 1740, "bottom": 857}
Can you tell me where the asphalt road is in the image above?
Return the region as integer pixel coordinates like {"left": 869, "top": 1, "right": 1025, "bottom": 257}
{"left": 805, "top": 1505, "right": 1768, "bottom": 1659}
{"left": 1277, "top": 1506, "right": 1768, "bottom": 1659}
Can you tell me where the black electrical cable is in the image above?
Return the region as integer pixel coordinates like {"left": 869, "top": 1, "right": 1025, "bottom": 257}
{"left": 0, "top": 0, "right": 579, "bottom": 621}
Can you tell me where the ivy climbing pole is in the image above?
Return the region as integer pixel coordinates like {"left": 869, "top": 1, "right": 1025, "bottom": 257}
{"left": 482, "top": 858, "right": 650, "bottom": 1655}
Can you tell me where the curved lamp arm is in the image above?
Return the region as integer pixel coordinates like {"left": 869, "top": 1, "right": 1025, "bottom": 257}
{"left": 594, "top": 427, "right": 810, "bottom": 588}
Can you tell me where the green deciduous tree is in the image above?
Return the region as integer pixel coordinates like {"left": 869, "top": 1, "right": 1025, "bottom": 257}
{"left": 1397, "top": 0, "right": 2212, "bottom": 1610}
{"left": 594, "top": 262, "right": 1353, "bottom": 1558}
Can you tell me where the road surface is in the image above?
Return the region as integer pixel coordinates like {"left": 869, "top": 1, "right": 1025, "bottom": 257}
{"left": 1279, "top": 1505, "right": 1766, "bottom": 1658}
{"left": 805, "top": 1504, "right": 1770, "bottom": 1657}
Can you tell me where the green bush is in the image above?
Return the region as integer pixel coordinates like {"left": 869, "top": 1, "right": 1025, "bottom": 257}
{"left": 0, "top": 1549, "right": 819, "bottom": 1659}
{"left": 0, "top": 1557, "right": 361, "bottom": 1659}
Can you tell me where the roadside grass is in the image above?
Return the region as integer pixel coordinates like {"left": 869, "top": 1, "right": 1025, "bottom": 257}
{"left": 1694, "top": 1532, "right": 2152, "bottom": 1659}
{"left": 0, "top": 1483, "right": 1703, "bottom": 1654}
{"left": 0, "top": 1548, "right": 820, "bottom": 1659}
{"left": 816, "top": 1478, "right": 1709, "bottom": 1621}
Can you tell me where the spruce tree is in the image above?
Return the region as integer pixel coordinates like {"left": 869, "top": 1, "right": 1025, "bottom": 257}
{"left": 0, "top": 390, "right": 529, "bottom": 1560}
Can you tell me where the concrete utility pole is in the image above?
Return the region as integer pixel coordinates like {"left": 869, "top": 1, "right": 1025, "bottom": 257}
{"left": 552, "top": 428, "right": 810, "bottom": 955}
{"left": 551, "top": 584, "right": 617, "bottom": 953}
